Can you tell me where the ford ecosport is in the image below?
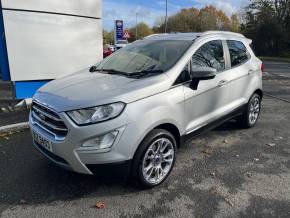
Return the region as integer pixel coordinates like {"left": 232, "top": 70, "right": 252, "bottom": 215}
{"left": 29, "top": 31, "right": 263, "bottom": 187}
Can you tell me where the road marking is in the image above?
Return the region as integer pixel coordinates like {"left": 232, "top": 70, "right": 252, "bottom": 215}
{"left": 0, "top": 122, "right": 29, "bottom": 133}
{"left": 278, "top": 74, "right": 290, "bottom": 78}
{"left": 266, "top": 72, "right": 290, "bottom": 78}
{"left": 264, "top": 93, "right": 290, "bottom": 104}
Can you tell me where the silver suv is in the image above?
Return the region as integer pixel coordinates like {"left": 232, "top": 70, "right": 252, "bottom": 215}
{"left": 29, "top": 31, "right": 263, "bottom": 187}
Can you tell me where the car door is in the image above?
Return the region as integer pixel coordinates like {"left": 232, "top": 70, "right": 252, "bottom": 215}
{"left": 224, "top": 40, "right": 254, "bottom": 108}
{"left": 183, "top": 40, "right": 232, "bottom": 134}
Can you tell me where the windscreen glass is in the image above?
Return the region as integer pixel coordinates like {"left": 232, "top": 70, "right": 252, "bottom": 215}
{"left": 96, "top": 40, "right": 193, "bottom": 75}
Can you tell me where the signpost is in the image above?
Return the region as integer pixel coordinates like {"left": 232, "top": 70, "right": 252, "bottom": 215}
{"left": 115, "top": 20, "right": 123, "bottom": 44}
{"left": 123, "top": 29, "right": 130, "bottom": 39}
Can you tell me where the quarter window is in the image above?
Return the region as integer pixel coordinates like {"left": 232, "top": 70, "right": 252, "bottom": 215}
{"left": 192, "top": 40, "right": 225, "bottom": 72}
{"left": 227, "top": 40, "right": 250, "bottom": 67}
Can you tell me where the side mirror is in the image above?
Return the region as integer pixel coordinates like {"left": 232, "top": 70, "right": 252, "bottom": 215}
{"left": 190, "top": 67, "right": 217, "bottom": 90}
{"left": 89, "top": 66, "right": 97, "bottom": 73}
{"left": 192, "top": 67, "right": 217, "bottom": 80}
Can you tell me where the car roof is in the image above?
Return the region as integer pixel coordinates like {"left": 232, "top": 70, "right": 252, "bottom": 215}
{"left": 143, "top": 31, "right": 250, "bottom": 43}
{"left": 144, "top": 32, "right": 202, "bottom": 41}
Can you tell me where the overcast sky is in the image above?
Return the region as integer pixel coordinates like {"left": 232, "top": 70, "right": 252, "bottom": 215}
{"left": 102, "top": 0, "right": 249, "bottom": 30}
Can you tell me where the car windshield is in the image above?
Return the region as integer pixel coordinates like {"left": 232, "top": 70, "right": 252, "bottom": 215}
{"left": 95, "top": 40, "right": 193, "bottom": 77}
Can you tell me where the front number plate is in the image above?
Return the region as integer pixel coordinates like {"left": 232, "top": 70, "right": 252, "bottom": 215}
{"left": 33, "top": 131, "right": 53, "bottom": 152}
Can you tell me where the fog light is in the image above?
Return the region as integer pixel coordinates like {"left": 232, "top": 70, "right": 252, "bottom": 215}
{"left": 82, "top": 131, "right": 118, "bottom": 149}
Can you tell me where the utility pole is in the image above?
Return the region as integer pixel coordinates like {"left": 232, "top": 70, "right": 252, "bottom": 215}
{"left": 164, "top": 0, "right": 168, "bottom": 33}
{"left": 135, "top": 12, "right": 138, "bottom": 40}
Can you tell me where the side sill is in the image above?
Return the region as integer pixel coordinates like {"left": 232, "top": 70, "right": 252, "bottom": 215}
{"left": 181, "top": 104, "right": 247, "bottom": 144}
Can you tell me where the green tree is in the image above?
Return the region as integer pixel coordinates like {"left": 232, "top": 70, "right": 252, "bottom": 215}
{"left": 241, "top": 0, "right": 290, "bottom": 56}
{"left": 129, "top": 22, "right": 153, "bottom": 41}
{"left": 230, "top": 14, "right": 240, "bottom": 32}
{"left": 155, "top": 6, "right": 232, "bottom": 33}
{"left": 103, "top": 30, "right": 114, "bottom": 45}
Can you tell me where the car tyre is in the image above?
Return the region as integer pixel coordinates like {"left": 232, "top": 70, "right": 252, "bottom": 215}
{"left": 132, "top": 129, "right": 177, "bottom": 188}
{"left": 237, "top": 93, "right": 261, "bottom": 128}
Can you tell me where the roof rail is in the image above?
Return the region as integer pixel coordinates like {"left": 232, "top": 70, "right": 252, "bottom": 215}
{"left": 201, "top": 31, "right": 245, "bottom": 38}
{"left": 143, "top": 33, "right": 169, "bottom": 39}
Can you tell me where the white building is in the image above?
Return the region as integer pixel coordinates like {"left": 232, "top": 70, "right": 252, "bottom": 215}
{"left": 0, "top": 0, "right": 103, "bottom": 98}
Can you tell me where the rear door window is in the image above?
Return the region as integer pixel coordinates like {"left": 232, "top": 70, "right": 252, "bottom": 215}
{"left": 192, "top": 40, "right": 225, "bottom": 72}
{"left": 227, "top": 40, "right": 250, "bottom": 67}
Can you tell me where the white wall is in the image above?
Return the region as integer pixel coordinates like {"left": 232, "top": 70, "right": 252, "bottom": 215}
{"left": 2, "top": 0, "right": 102, "bottom": 18}
{"left": 2, "top": 0, "right": 103, "bottom": 81}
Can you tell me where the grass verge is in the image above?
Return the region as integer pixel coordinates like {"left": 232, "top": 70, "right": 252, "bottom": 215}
{"left": 260, "top": 56, "right": 290, "bottom": 63}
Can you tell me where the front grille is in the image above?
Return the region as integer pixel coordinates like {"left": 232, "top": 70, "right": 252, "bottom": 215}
{"left": 34, "top": 140, "right": 68, "bottom": 165}
{"left": 31, "top": 101, "right": 68, "bottom": 139}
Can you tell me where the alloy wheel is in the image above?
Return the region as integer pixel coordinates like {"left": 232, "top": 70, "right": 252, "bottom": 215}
{"left": 249, "top": 97, "right": 260, "bottom": 125}
{"left": 141, "top": 138, "right": 175, "bottom": 185}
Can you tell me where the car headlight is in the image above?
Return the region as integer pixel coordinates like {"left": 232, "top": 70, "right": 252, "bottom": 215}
{"left": 67, "top": 102, "right": 125, "bottom": 125}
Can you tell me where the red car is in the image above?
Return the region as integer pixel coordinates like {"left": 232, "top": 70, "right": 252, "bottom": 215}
{"left": 103, "top": 45, "right": 112, "bottom": 58}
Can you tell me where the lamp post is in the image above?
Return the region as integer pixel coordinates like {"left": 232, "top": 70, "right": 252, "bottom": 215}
{"left": 135, "top": 12, "right": 138, "bottom": 40}
{"left": 164, "top": 0, "right": 168, "bottom": 33}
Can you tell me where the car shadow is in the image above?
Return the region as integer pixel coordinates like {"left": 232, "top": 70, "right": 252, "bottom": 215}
{"left": 213, "top": 119, "right": 241, "bottom": 132}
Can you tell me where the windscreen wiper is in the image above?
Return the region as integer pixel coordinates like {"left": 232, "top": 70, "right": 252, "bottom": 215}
{"left": 129, "top": 70, "right": 164, "bottom": 78}
{"left": 92, "top": 68, "right": 164, "bottom": 78}
{"left": 102, "top": 69, "right": 132, "bottom": 77}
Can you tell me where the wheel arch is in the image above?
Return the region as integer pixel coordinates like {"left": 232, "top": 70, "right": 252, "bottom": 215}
{"left": 153, "top": 123, "right": 181, "bottom": 148}
{"left": 132, "top": 121, "right": 182, "bottom": 162}
{"left": 254, "top": 89, "right": 263, "bottom": 99}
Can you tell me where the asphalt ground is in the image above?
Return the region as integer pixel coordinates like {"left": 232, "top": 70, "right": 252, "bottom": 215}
{"left": 0, "top": 109, "right": 29, "bottom": 127}
{"left": 1, "top": 96, "right": 290, "bottom": 218}
{"left": 263, "top": 61, "right": 290, "bottom": 78}
{"left": 0, "top": 61, "right": 289, "bottom": 218}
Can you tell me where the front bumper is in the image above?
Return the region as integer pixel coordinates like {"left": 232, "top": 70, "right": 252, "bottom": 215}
{"left": 29, "top": 111, "right": 133, "bottom": 175}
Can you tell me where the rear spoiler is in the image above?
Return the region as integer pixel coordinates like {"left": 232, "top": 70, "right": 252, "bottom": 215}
{"left": 245, "top": 38, "right": 252, "bottom": 45}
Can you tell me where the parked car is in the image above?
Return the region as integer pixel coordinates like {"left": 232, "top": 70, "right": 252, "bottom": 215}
{"left": 115, "top": 39, "right": 128, "bottom": 50}
{"left": 103, "top": 45, "right": 112, "bottom": 58}
{"left": 29, "top": 31, "right": 263, "bottom": 187}
{"left": 108, "top": 45, "right": 116, "bottom": 52}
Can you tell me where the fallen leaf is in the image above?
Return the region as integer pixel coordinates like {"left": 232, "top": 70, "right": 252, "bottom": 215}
{"left": 209, "top": 186, "right": 219, "bottom": 195}
{"left": 223, "top": 139, "right": 228, "bottom": 144}
{"left": 0, "top": 133, "right": 8, "bottom": 138}
{"left": 254, "top": 158, "right": 259, "bottom": 162}
{"left": 266, "top": 143, "right": 276, "bottom": 147}
{"left": 246, "top": 172, "right": 252, "bottom": 178}
{"left": 224, "top": 197, "right": 234, "bottom": 207}
{"left": 95, "top": 202, "right": 106, "bottom": 209}
{"left": 202, "top": 147, "right": 213, "bottom": 156}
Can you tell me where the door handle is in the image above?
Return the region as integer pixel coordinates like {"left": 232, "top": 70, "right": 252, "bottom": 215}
{"left": 218, "top": 80, "right": 228, "bottom": 87}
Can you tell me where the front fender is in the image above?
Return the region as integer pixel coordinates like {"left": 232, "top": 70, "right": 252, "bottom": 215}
{"left": 123, "top": 88, "right": 185, "bottom": 159}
